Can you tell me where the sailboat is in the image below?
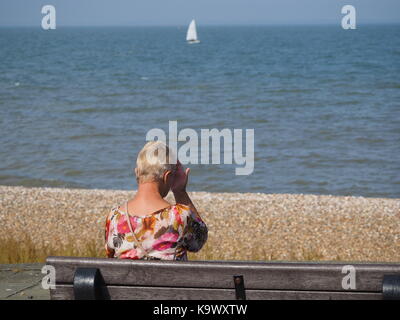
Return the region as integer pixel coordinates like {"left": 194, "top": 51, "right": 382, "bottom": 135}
{"left": 186, "top": 19, "right": 200, "bottom": 44}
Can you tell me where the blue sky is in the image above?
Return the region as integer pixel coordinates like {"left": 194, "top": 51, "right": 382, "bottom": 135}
{"left": 0, "top": 0, "right": 399, "bottom": 26}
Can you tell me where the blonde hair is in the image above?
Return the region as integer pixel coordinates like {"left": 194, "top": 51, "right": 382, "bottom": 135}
{"left": 135, "top": 141, "right": 176, "bottom": 183}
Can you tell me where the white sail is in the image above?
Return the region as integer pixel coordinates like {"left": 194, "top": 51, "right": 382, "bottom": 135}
{"left": 186, "top": 19, "right": 199, "bottom": 42}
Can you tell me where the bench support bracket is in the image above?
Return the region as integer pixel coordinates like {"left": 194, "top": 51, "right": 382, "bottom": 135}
{"left": 73, "top": 267, "right": 104, "bottom": 300}
{"left": 233, "top": 275, "right": 246, "bottom": 300}
{"left": 383, "top": 275, "right": 400, "bottom": 300}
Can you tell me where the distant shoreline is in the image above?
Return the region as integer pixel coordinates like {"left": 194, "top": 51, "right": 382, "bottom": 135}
{"left": 0, "top": 184, "right": 396, "bottom": 201}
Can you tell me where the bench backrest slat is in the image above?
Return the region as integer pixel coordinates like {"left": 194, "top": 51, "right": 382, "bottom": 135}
{"left": 47, "top": 256, "right": 400, "bottom": 293}
{"left": 51, "top": 284, "right": 384, "bottom": 300}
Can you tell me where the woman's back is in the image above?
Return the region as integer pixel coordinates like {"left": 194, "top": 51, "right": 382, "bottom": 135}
{"left": 105, "top": 141, "right": 208, "bottom": 260}
{"left": 105, "top": 202, "right": 207, "bottom": 261}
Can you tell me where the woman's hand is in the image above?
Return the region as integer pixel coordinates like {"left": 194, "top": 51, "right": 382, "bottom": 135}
{"left": 171, "top": 161, "right": 201, "bottom": 217}
{"left": 171, "top": 161, "right": 190, "bottom": 194}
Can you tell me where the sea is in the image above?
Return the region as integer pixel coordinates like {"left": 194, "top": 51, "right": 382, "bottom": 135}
{"left": 0, "top": 25, "right": 399, "bottom": 198}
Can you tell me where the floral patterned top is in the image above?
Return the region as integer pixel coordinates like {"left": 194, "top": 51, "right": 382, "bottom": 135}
{"left": 105, "top": 203, "right": 208, "bottom": 261}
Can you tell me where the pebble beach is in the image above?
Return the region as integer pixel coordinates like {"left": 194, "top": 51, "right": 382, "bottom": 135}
{"left": 0, "top": 185, "right": 399, "bottom": 263}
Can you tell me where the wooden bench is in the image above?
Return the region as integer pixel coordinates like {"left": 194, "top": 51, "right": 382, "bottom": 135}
{"left": 46, "top": 256, "right": 400, "bottom": 300}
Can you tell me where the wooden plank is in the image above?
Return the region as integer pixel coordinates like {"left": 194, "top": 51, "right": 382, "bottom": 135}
{"left": 46, "top": 256, "right": 400, "bottom": 292}
{"left": 51, "top": 284, "right": 383, "bottom": 300}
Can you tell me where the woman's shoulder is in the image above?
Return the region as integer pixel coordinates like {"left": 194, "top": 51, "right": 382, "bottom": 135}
{"left": 107, "top": 203, "right": 190, "bottom": 219}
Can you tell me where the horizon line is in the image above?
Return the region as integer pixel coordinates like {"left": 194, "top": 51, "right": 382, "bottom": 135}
{"left": 1, "top": 22, "right": 399, "bottom": 28}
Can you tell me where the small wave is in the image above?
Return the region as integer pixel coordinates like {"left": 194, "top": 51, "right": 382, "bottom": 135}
{"left": 355, "top": 137, "right": 386, "bottom": 144}
{"left": 301, "top": 161, "right": 329, "bottom": 169}
{"left": 255, "top": 99, "right": 274, "bottom": 104}
{"left": 68, "top": 133, "right": 113, "bottom": 140}
{"left": 376, "top": 83, "right": 400, "bottom": 89}
{"left": 345, "top": 91, "right": 373, "bottom": 96}
{"left": 68, "top": 106, "right": 143, "bottom": 114}
{"left": 333, "top": 100, "right": 360, "bottom": 106}
{"left": 339, "top": 158, "right": 370, "bottom": 164}
{"left": 268, "top": 88, "right": 317, "bottom": 94}
{"left": 253, "top": 118, "right": 269, "bottom": 124}
{"left": 0, "top": 175, "right": 86, "bottom": 189}
{"left": 265, "top": 156, "right": 279, "bottom": 162}
{"left": 290, "top": 179, "right": 310, "bottom": 186}
{"left": 64, "top": 170, "right": 83, "bottom": 177}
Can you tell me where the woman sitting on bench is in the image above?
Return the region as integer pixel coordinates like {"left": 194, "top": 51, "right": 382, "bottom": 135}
{"left": 104, "top": 141, "right": 208, "bottom": 261}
